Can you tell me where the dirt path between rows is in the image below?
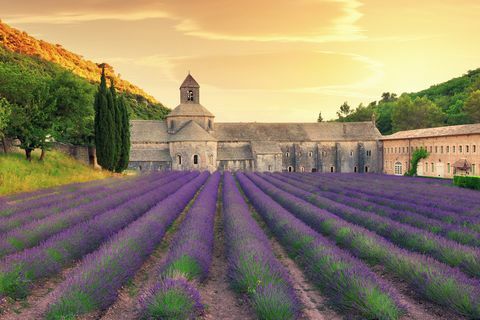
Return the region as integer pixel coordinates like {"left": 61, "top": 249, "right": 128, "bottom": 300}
{"left": 0, "top": 261, "right": 81, "bottom": 320}
{"left": 370, "top": 265, "right": 465, "bottom": 320}
{"left": 199, "top": 186, "right": 255, "bottom": 320}
{"left": 98, "top": 192, "right": 198, "bottom": 320}
{"left": 268, "top": 235, "right": 342, "bottom": 320}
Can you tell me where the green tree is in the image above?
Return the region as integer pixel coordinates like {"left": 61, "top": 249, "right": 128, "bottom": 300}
{"left": 317, "top": 112, "right": 323, "bottom": 122}
{"left": 116, "top": 95, "right": 130, "bottom": 172}
{"left": 50, "top": 71, "right": 95, "bottom": 146}
{"left": 380, "top": 92, "right": 397, "bottom": 103}
{"left": 94, "top": 67, "right": 115, "bottom": 170}
{"left": 464, "top": 90, "right": 480, "bottom": 123}
{"left": 392, "top": 95, "right": 445, "bottom": 132}
{"left": 0, "top": 98, "right": 12, "bottom": 153}
{"left": 336, "top": 102, "right": 352, "bottom": 120}
{"left": 109, "top": 78, "right": 121, "bottom": 169}
{"left": 406, "top": 148, "right": 429, "bottom": 176}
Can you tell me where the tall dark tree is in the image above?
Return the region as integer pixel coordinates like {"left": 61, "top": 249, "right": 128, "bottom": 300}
{"left": 317, "top": 112, "right": 323, "bottom": 122}
{"left": 109, "top": 78, "right": 121, "bottom": 169}
{"left": 116, "top": 95, "right": 130, "bottom": 172}
{"left": 94, "top": 66, "right": 115, "bottom": 170}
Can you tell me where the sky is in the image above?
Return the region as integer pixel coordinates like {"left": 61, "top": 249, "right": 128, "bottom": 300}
{"left": 1, "top": 0, "right": 479, "bottom": 122}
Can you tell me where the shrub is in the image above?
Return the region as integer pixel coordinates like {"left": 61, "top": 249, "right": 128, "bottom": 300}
{"left": 454, "top": 175, "right": 480, "bottom": 190}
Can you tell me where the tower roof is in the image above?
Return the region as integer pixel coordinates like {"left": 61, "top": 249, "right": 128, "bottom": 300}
{"left": 166, "top": 103, "right": 214, "bottom": 117}
{"left": 180, "top": 73, "right": 200, "bottom": 88}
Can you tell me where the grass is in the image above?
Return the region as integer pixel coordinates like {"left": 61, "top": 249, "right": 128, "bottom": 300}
{"left": 0, "top": 150, "right": 112, "bottom": 196}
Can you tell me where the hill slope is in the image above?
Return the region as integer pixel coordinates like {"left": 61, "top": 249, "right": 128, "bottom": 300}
{"left": 0, "top": 20, "right": 169, "bottom": 120}
{"left": 334, "top": 68, "right": 480, "bottom": 134}
{"left": 0, "top": 150, "right": 112, "bottom": 195}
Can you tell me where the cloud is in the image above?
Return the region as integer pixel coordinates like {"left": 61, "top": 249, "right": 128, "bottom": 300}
{"left": 160, "top": 51, "right": 381, "bottom": 91}
{"left": 1, "top": 0, "right": 364, "bottom": 42}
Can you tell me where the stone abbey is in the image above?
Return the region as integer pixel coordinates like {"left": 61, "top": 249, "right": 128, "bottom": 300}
{"left": 128, "top": 74, "right": 383, "bottom": 173}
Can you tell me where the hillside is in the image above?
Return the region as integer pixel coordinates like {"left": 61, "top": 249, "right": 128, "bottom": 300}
{"left": 0, "top": 20, "right": 170, "bottom": 120}
{"left": 333, "top": 68, "right": 480, "bottom": 134}
{"left": 0, "top": 150, "right": 112, "bottom": 195}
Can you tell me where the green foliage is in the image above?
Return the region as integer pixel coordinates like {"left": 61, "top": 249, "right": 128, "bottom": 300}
{"left": 0, "top": 149, "right": 111, "bottom": 195}
{"left": 464, "top": 90, "right": 480, "bottom": 122}
{"left": 164, "top": 256, "right": 202, "bottom": 280}
{"left": 331, "top": 68, "right": 480, "bottom": 134}
{"left": 453, "top": 176, "right": 480, "bottom": 190}
{"left": 317, "top": 112, "right": 323, "bottom": 122}
{"left": 0, "top": 97, "right": 11, "bottom": 139}
{"left": 116, "top": 95, "right": 131, "bottom": 172}
{"left": 144, "top": 288, "right": 195, "bottom": 320}
{"left": 406, "top": 148, "right": 429, "bottom": 176}
{"left": 94, "top": 70, "right": 131, "bottom": 172}
{"left": 392, "top": 95, "right": 445, "bottom": 131}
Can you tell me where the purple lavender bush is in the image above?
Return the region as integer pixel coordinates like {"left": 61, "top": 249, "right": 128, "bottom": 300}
{"left": 244, "top": 173, "right": 480, "bottom": 318}
{"left": 138, "top": 172, "right": 220, "bottom": 320}
{"left": 0, "top": 172, "right": 184, "bottom": 257}
{"left": 261, "top": 173, "right": 480, "bottom": 278}
{"left": 223, "top": 172, "right": 300, "bottom": 320}
{"left": 0, "top": 172, "right": 198, "bottom": 299}
{"left": 44, "top": 172, "right": 209, "bottom": 319}
{"left": 236, "top": 173, "right": 404, "bottom": 320}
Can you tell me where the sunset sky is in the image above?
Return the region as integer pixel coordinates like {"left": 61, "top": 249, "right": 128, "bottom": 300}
{"left": 1, "top": 0, "right": 480, "bottom": 122}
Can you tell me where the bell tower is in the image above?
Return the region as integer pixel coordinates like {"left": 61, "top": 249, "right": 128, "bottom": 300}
{"left": 180, "top": 73, "right": 200, "bottom": 104}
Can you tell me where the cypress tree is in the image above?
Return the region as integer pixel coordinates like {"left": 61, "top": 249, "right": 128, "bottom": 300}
{"left": 116, "top": 95, "right": 130, "bottom": 172}
{"left": 109, "top": 78, "right": 121, "bottom": 170}
{"left": 94, "top": 66, "right": 115, "bottom": 171}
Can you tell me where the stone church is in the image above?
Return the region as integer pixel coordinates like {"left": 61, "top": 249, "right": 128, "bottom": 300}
{"left": 128, "top": 74, "right": 383, "bottom": 172}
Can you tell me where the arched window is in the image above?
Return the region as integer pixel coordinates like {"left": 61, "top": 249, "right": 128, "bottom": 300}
{"left": 193, "top": 154, "right": 199, "bottom": 165}
{"left": 286, "top": 152, "right": 290, "bottom": 158}
{"left": 287, "top": 166, "right": 293, "bottom": 172}
{"left": 300, "top": 167, "right": 305, "bottom": 172}
{"left": 177, "top": 155, "right": 182, "bottom": 165}
{"left": 394, "top": 162, "right": 402, "bottom": 175}
{"left": 208, "top": 119, "right": 213, "bottom": 130}
{"left": 308, "top": 151, "right": 313, "bottom": 157}
{"left": 365, "top": 166, "right": 369, "bottom": 173}
{"left": 268, "top": 165, "right": 272, "bottom": 171}
{"left": 354, "top": 166, "right": 357, "bottom": 173}
{"left": 187, "top": 90, "right": 194, "bottom": 101}
{"left": 330, "top": 166, "right": 334, "bottom": 173}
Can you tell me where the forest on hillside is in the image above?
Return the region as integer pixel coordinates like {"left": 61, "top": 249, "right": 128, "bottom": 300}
{"left": 0, "top": 45, "right": 170, "bottom": 156}
{"left": 326, "top": 69, "right": 480, "bottom": 135}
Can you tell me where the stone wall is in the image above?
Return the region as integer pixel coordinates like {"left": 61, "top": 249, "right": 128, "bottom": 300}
{"left": 383, "top": 134, "right": 480, "bottom": 178}
{"left": 169, "top": 141, "right": 217, "bottom": 172}
{"left": 128, "top": 161, "right": 171, "bottom": 171}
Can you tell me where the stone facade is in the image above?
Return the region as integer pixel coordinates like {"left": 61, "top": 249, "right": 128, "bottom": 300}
{"left": 382, "top": 124, "right": 480, "bottom": 178}
{"left": 129, "top": 74, "right": 383, "bottom": 173}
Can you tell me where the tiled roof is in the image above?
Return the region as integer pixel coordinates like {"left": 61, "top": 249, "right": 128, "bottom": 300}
{"left": 180, "top": 74, "right": 200, "bottom": 88}
{"left": 381, "top": 123, "right": 480, "bottom": 140}
{"left": 217, "top": 144, "right": 253, "bottom": 160}
{"left": 168, "top": 120, "right": 217, "bottom": 142}
{"left": 213, "top": 122, "right": 381, "bottom": 141}
{"left": 130, "top": 120, "right": 169, "bottom": 143}
{"left": 130, "top": 149, "right": 171, "bottom": 162}
{"left": 166, "top": 103, "right": 214, "bottom": 117}
{"left": 251, "top": 141, "right": 282, "bottom": 154}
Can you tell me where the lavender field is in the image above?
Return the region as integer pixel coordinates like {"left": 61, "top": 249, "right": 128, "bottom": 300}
{"left": 0, "top": 172, "right": 479, "bottom": 320}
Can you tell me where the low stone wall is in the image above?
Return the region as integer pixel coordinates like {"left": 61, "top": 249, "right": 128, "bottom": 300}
{"left": 51, "top": 142, "right": 92, "bottom": 165}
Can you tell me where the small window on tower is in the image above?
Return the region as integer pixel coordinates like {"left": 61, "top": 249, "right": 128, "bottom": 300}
{"left": 193, "top": 154, "right": 199, "bottom": 165}
{"left": 187, "top": 90, "right": 194, "bottom": 101}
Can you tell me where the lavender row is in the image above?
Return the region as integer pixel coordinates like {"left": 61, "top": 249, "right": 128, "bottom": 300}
{"left": 139, "top": 173, "right": 220, "bottom": 319}
{"left": 222, "top": 172, "right": 299, "bottom": 319}
{"left": 0, "top": 183, "right": 124, "bottom": 233}
{"left": 271, "top": 174, "right": 480, "bottom": 247}
{"left": 0, "top": 172, "right": 185, "bottom": 257}
{"left": 237, "top": 173, "right": 404, "bottom": 320}
{"left": 0, "top": 175, "right": 131, "bottom": 216}
{"left": 291, "top": 173, "right": 480, "bottom": 232}
{"left": 262, "top": 173, "right": 480, "bottom": 278}
{"left": 44, "top": 172, "right": 210, "bottom": 319}
{"left": 0, "top": 173, "right": 169, "bottom": 233}
{"left": 245, "top": 173, "right": 480, "bottom": 318}
{"left": 308, "top": 173, "right": 480, "bottom": 214}
{"left": 0, "top": 172, "right": 199, "bottom": 299}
